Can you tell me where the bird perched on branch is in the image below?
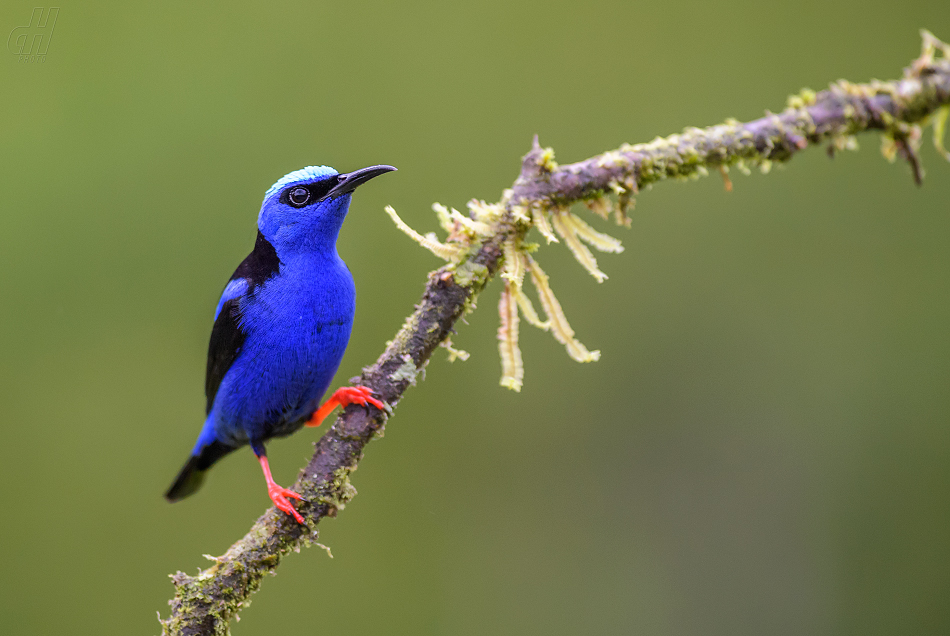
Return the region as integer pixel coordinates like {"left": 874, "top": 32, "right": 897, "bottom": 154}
{"left": 165, "top": 164, "right": 395, "bottom": 523}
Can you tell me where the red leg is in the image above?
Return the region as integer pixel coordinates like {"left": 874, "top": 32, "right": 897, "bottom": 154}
{"left": 258, "top": 455, "right": 304, "bottom": 524}
{"left": 306, "top": 385, "right": 385, "bottom": 428}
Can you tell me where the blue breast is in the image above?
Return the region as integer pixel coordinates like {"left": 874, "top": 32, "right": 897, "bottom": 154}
{"left": 210, "top": 252, "right": 356, "bottom": 445}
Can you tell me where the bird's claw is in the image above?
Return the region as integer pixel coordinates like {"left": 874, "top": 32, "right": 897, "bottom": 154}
{"left": 306, "top": 385, "right": 386, "bottom": 428}
{"left": 268, "top": 484, "right": 305, "bottom": 524}
{"left": 337, "top": 385, "right": 386, "bottom": 412}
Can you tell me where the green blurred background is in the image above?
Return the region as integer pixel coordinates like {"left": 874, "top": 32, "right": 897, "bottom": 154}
{"left": 2, "top": 1, "right": 950, "bottom": 634}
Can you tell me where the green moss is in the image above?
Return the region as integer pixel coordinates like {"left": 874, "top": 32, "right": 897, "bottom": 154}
{"left": 538, "top": 146, "right": 558, "bottom": 172}
{"left": 390, "top": 356, "right": 418, "bottom": 385}
{"left": 316, "top": 467, "right": 358, "bottom": 512}
{"left": 451, "top": 259, "right": 489, "bottom": 287}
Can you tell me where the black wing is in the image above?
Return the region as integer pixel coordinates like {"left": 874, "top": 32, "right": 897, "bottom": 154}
{"left": 205, "top": 295, "right": 247, "bottom": 414}
{"left": 204, "top": 231, "right": 281, "bottom": 414}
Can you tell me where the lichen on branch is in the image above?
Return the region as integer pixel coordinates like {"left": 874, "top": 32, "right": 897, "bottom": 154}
{"left": 385, "top": 30, "right": 950, "bottom": 391}
{"left": 163, "top": 31, "right": 950, "bottom": 635}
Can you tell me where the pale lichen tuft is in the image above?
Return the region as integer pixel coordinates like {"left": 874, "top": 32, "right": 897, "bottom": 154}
{"left": 527, "top": 257, "right": 600, "bottom": 363}
{"left": 933, "top": 106, "right": 950, "bottom": 161}
{"left": 440, "top": 338, "right": 470, "bottom": 362}
{"left": 550, "top": 212, "right": 601, "bottom": 281}
{"left": 385, "top": 206, "right": 464, "bottom": 261}
{"left": 497, "top": 283, "right": 524, "bottom": 391}
{"left": 532, "top": 207, "right": 559, "bottom": 244}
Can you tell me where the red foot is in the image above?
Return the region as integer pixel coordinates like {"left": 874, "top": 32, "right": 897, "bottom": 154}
{"left": 258, "top": 455, "right": 305, "bottom": 524}
{"left": 268, "top": 483, "right": 304, "bottom": 524}
{"left": 306, "top": 385, "right": 385, "bottom": 428}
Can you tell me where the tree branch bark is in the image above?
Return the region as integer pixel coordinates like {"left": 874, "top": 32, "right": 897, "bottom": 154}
{"left": 161, "top": 33, "right": 950, "bottom": 635}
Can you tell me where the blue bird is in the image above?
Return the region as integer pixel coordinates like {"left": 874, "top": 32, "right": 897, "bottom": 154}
{"left": 165, "top": 164, "right": 395, "bottom": 523}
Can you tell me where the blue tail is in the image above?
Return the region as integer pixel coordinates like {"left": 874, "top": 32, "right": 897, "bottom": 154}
{"left": 165, "top": 422, "right": 235, "bottom": 502}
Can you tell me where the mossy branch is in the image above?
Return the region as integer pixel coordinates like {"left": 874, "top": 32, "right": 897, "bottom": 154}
{"left": 161, "top": 31, "right": 950, "bottom": 635}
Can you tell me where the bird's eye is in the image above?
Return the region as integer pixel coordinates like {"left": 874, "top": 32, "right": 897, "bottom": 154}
{"left": 288, "top": 187, "right": 310, "bottom": 207}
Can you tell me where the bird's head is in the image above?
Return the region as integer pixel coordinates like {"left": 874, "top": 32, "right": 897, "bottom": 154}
{"left": 258, "top": 164, "right": 396, "bottom": 255}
